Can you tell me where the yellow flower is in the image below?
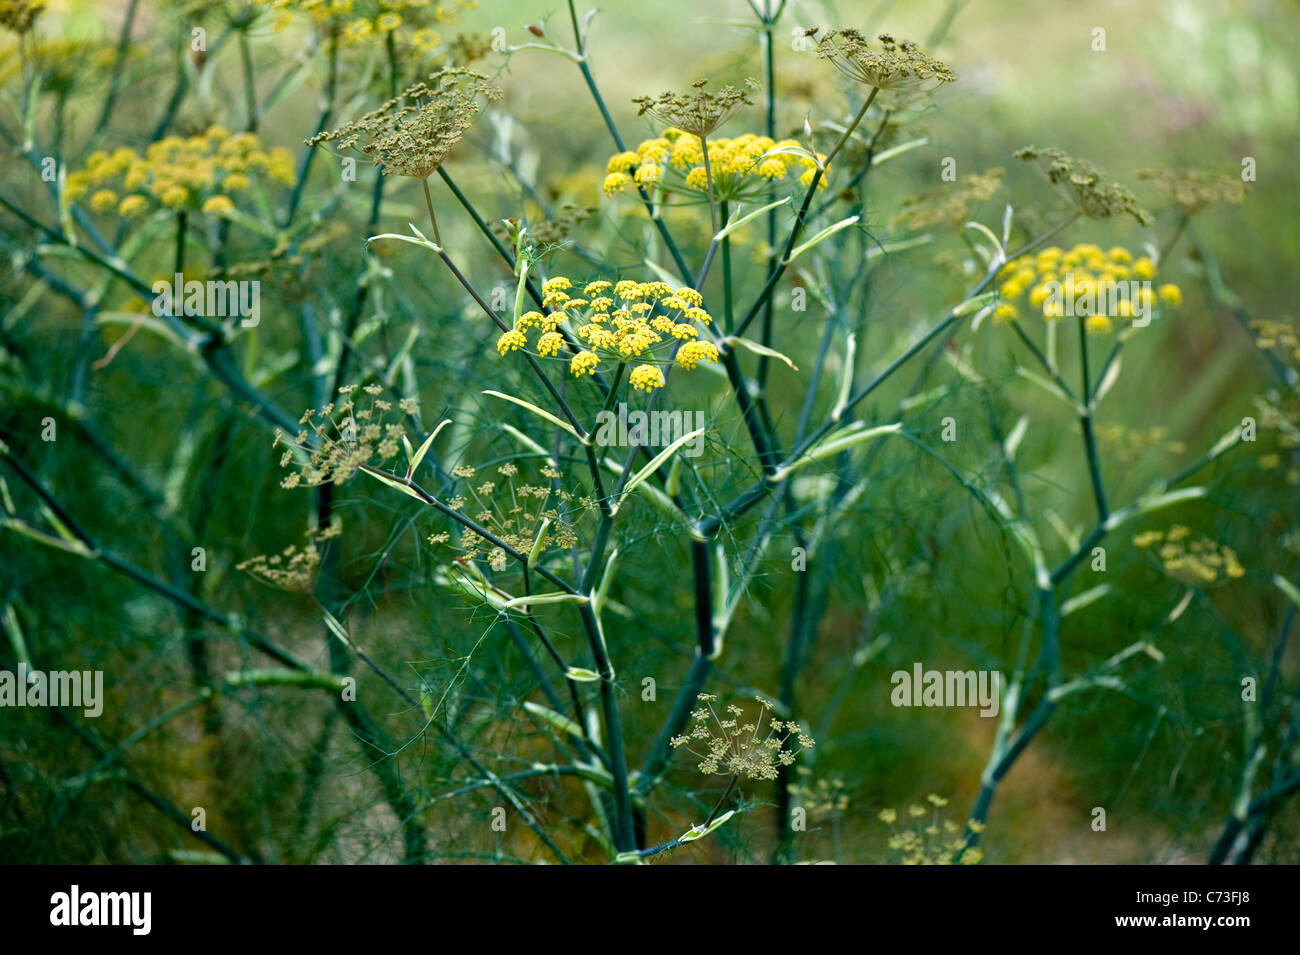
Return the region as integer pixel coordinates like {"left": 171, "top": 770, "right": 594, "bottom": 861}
{"left": 629, "top": 364, "right": 665, "bottom": 391}
{"left": 342, "top": 18, "right": 374, "bottom": 43}
{"left": 536, "top": 331, "right": 563, "bottom": 357}
{"left": 202, "top": 195, "right": 235, "bottom": 216}
{"left": 1157, "top": 283, "right": 1181, "bottom": 307}
{"left": 375, "top": 11, "right": 401, "bottom": 31}
{"left": 118, "top": 195, "right": 148, "bottom": 218}
{"left": 496, "top": 328, "right": 526, "bottom": 355}
{"left": 89, "top": 189, "right": 118, "bottom": 212}
{"left": 411, "top": 28, "right": 442, "bottom": 50}
{"left": 1085, "top": 314, "right": 1113, "bottom": 335}
{"left": 634, "top": 161, "right": 663, "bottom": 187}
{"left": 878, "top": 808, "right": 898, "bottom": 824}
{"left": 160, "top": 185, "right": 189, "bottom": 209}
{"left": 675, "top": 340, "right": 718, "bottom": 370}
{"left": 607, "top": 151, "right": 639, "bottom": 174}
{"left": 992, "top": 303, "right": 1018, "bottom": 324}
{"left": 1132, "top": 256, "right": 1155, "bottom": 280}
{"left": 570, "top": 351, "right": 599, "bottom": 377}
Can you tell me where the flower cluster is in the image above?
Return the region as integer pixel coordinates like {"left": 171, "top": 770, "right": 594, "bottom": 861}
{"left": 496, "top": 277, "right": 719, "bottom": 390}
{"left": 307, "top": 68, "right": 499, "bottom": 178}
{"left": 893, "top": 167, "right": 1003, "bottom": 230}
{"left": 263, "top": 0, "right": 475, "bottom": 53}
{"left": 1136, "top": 167, "right": 1247, "bottom": 216}
{"left": 992, "top": 243, "right": 1182, "bottom": 335}
{"left": 632, "top": 78, "right": 758, "bottom": 138}
{"left": 1133, "top": 525, "right": 1246, "bottom": 585}
{"left": 670, "top": 693, "right": 813, "bottom": 781}
{"left": 1093, "top": 425, "right": 1186, "bottom": 463}
{"left": 1251, "top": 318, "right": 1300, "bottom": 366}
{"left": 603, "top": 129, "right": 826, "bottom": 201}
{"left": 429, "top": 461, "right": 588, "bottom": 566}
{"left": 66, "top": 127, "right": 295, "bottom": 219}
{"left": 877, "top": 794, "right": 983, "bottom": 865}
{"left": 237, "top": 522, "right": 341, "bottom": 592}
{"left": 275, "top": 384, "right": 419, "bottom": 488}
{"left": 789, "top": 769, "right": 849, "bottom": 821}
{"left": 1015, "top": 146, "right": 1152, "bottom": 225}
{"left": 811, "top": 30, "right": 955, "bottom": 94}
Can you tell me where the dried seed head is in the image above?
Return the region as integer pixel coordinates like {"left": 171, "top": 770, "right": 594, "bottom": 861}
{"left": 307, "top": 68, "right": 501, "bottom": 179}
{"left": 632, "top": 78, "right": 760, "bottom": 138}
{"left": 811, "top": 30, "right": 955, "bottom": 94}
{"left": 1015, "top": 146, "right": 1152, "bottom": 225}
{"left": 1135, "top": 167, "right": 1247, "bottom": 216}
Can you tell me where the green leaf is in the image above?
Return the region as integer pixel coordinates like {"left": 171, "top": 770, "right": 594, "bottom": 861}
{"left": 407, "top": 418, "right": 451, "bottom": 478}
{"left": 616, "top": 428, "right": 706, "bottom": 508}
{"left": 713, "top": 197, "right": 790, "bottom": 243}
{"left": 359, "top": 466, "right": 429, "bottom": 503}
{"left": 723, "top": 336, "right": 798, "bottom": 371}
{"left": 482, "top": 390, "right": 583, "bottom": 442}
{"left": 771, "top": 423, "right": 902, "bottom": 482}
{"left": 564, "top": 667, "right": 601, "bottom": 682}
{"left": 786, "top": 215, "right": 859, "bottom": 262}
{"left": 502, "top": 591, "right": 589, "bottom": 610}
{"left": 522, "top": 701, "right": 584, "bottom": 739}
{"left": 1060, "top": 584, "right": 1114, "bottom": 617}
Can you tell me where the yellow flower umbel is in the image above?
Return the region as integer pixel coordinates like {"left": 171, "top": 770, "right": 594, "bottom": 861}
{"left": 262, "top": 0, "right": 477, "bottom": 55}
{"left": 603, "top": 129, "right": 826, "bottom": 201}
{"left": 993, "top": 243, "right": 1180, "bottom": 335}
{"left": 1133, "top": 525, "right": 1246, "bottom": 586}
{"left": 496, "top": 277, "right": 719, "bottom": 390}
{"left": 66, "top": 127, "right": 295, "bottom": 220}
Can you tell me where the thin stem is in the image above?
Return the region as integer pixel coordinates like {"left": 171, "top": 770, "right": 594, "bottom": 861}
{"left": 705, "top": 774, "right": 739, "bottom": 826}
{"left": 420, "top": 177, "right": 443, "bottom": 247}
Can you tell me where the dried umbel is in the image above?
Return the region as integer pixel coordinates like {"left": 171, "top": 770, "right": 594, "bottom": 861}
{"left": 429, "top": 461, "right": 589, "bottom": 565}
{"left": 1015, "top": 146, "right": 1152, "bottom": 225}
{"left": 893, "top": 167, "right": 1003, "bottom": 230}
{"left": 632, "top": 78, "right": 759, "bottom": 138}
{"left": 0, "top": 0, "right": 45, "bottom": 34}
{"left": 275, "top": 384, "right": 419, "bottom": 488}
{"left": 877, "top": 794, "right": 983, "bottom": 865}
{"left": 238, "top": 523, "right": 341, "bottom": 593}
{"left": 670, "top": 694, "right": 813, "bottom": 781}
{"left": 1136, "top": 167, "right": 1247, "bottom": 216}
{"left": 307, "top": 68, "right": 500, "bottom": 178}
{"left": 811, "top": 30, "right": 955, "bottom": 93}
